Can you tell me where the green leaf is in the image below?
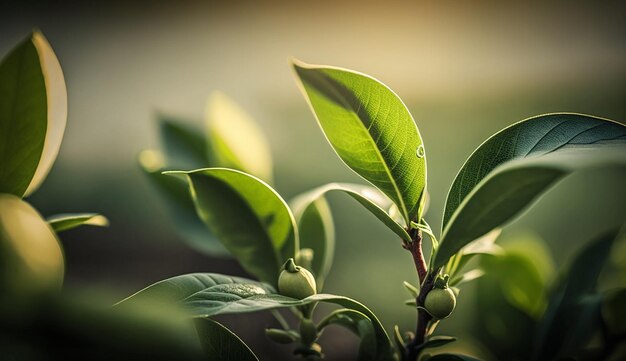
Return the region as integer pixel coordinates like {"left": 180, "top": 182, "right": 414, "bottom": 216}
{"left": 532, "top": 228, "right": 622, "bottom": 360}
{"left": 169, "top": 168, "right": 297, "bottom": 285}
{"left": 436, "top": 114, "right": 626, "bottom": 268}
{"left": 206, "top": 92, "right": 273, "bottom": 183}
{"left": 116, "top": 272, "right": 394, "bottom": 360}
{"left": 3, "top": 291, "right": 206, "bottom": 360}
{"left": 289, "top": 192, "right": 335, "bottom": 289}
{"left": 195, "top": 318, "right": 259, "bottom": 361}
{"left": 293, "top": 60, "right": 427, "bottom": 224}
{"left": 417, "top": 336, "right": 457, "bottom": 352}
{"left": 291, "top": 183, "right": 410, "bottom": 242}
{"left": 158, "top": 115, "right": 211, "bottom": 170}
{"left": 411, "top": 220, "right": 437, "bottom": 244}
{"left": 446, "top": 229, "right": 502, "bottom": 276}
{"left": 426, "top": 353, "right": 482, "bottom": 361}
{"left": 139, "top": 153, "right": 228, "bottom": 256}
{"left": 449, "top": 269, "right": 485, "bottom": 287}
{"left": 115, "top": 273, "right": 274, "bottom": 308}
{"left": 318, "top": 309, "right": 378, "bottom": 361}
{"left": 47, "top": 213, "right": 109, "bottom": 233}
{"left": 187, "top": 293, "right": 393, "bottom": 360}
{"left": 403, "top": 281, "right": 419, "bottom": 298}
{"left": 0, "top": 31, "right": 67, "bottom": 197}
{"left": 482, "top": 254, "right": 546, "bottom": 318}
{"left": 601, "top": 288, "right": 626, "bottom": 337}
{"left": 0, "top": 194, "right": 64, "bottom": 293}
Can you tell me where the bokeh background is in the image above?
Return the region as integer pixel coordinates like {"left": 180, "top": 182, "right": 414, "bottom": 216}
{"left": 2, "top": 1, "right": 625, "bottom": 359}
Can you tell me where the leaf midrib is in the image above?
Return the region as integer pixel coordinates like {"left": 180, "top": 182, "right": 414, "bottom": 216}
{"left": 315, "top": 70, "right": 410, "bottom": 222}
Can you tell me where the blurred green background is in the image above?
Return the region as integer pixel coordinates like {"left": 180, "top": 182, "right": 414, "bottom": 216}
{"left": 2, "top": 1, "right": 625, "bottom": 359}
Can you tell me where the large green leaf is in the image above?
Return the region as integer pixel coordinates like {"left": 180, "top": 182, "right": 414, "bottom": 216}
{"left": 186, "top": 293, "right": 393, "bottom": 360}
{"left": 318, "top": 309, "right": 377, "bottom": 361}
{"left": 139, "top": 153, "right": 228, "bottom": 256}
{"left": 0, "top": 31, "right": 67, "bottom": 197}
{"left": 532, "top": 228, "right": 622, "bottom": 360}
{"left": 47, "top": 213, "right": 109, "bottom": 233}
{"left": 168, "top": 168, "right": 297, "bottom": 285}
{"left": 117, "top": 273, "right": 393, "bottom": 360}
{"left": 292, "top": 183, "right": 410, "bottom": 242}
{"left": 0, "top": 194, "right": 64, "bottom": 294}
{"left": 195, "top": 318, "right": 259, "bottom": 361}
{"left": 206, "top": 92, "right": 273, "bottom": 183}
{"left": 288, "top": 192, "right": 335, "bottom": 289}
{"left": 293, "top": 60, "right": 427, "bottom": 223}
{"left": 115, "top": 273, "right": 274, "bottom": 308}
{"left": 435, "top": 114, "right": 626, "bottom": 268}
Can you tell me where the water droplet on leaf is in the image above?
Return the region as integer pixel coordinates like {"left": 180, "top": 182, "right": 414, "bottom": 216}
{"left": 416, "top": 145, "right": 425, "bottom": 158}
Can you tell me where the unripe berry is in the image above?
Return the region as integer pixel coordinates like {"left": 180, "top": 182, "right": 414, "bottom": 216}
{"left": 424, "top": 275, "right": 456, "bottom": 319}
{"left": 278, "top": 258, "right": 317, "bottom": 299}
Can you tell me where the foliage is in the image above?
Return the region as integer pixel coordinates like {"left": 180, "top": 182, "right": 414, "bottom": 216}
{"left": 1, "top": 32, "right": 625, "bottom": 361}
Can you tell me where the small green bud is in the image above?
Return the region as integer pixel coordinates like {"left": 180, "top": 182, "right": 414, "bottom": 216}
{"left": 299, "top": 318, "right": 318, "bottom": 345}
{"left": 424, "top": 274, "right": 456, "bottom": 319}
{"left": 295, "top": 248, "right": 314, "bottom": 270}
{"left": 278, "top": 258, "right": 317, "bottom": 299}
{"left": 265, "top": 328, "right": 298, "bottom": 344}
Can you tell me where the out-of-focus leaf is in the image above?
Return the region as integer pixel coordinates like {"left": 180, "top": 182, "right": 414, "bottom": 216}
{"left": 195, "top": 318, "right": 259, "bottom": 361}
{"left": 289, "top": 192, "right": 334, "bottom": 289}
{"left": 206, "top": 92, "right": 273, "bottom": 183}
{"left": 293, "top": 60, "right": 427, "bottom": 224}
{"left": 0, "top": 194, "right": 64, "bottom": 294}
{"left": 290, "top": 183, "right": 410, "bottom": 242}
{"left": 0, "top": 31, "right": 67, "bottom": 197}
{"left": 158, "top": 115, "right": 210, "bottom": 170}
{"left": 436, "top": 114, "right": 626, "bottom": 268}
{"left": 0, "top": 291, "right": 206, "bottom": 360}
{"left": 474, "top": 268, "right": 537, "bottom": 361}
{"left": 601, "top": 288, "right": 626, "bottom": 337}
{"left": 168, "top": 169, "right": 296, "bottom": 285}
{"left": 426, "top": 353, "right": 482, "bottom": 361}
{"left": 481, "top": 234, "right": 553, "bottom": 318}
{"left": 47, "top": 213, "right": 109, "bottom": 233}
{"left": 117, "top": 272, "right": 394, "bottom": 361}
{"left": 532, "top": 228, "right": 622, "bottom": 360}
{"left": 139, "top": 153, "right": 228, "bottom": 256}
{"left": 318, "top": 309, "right": 377, "bottom": 361}
{"left": 483, "top": 254, "right": 546, "bottom": 318}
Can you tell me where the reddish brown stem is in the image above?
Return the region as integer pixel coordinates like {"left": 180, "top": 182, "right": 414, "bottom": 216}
{"left": 403, "top": 228, "right": 427, "bottom": 284}
{"left": 402, "top": 227, "right": 441, "bottom": 361}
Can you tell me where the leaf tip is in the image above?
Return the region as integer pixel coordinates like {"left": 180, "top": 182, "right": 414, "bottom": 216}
{"left": 161, "top": 170, "right": 187, "bottom": 176}
{"left": 139, "top": 150, "right": 165, "bottom": 172}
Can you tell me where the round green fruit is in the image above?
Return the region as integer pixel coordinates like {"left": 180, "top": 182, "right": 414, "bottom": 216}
{"left": 278, "top": 258, "right": 317, "bottom": 299}
{"left": 424, "top": 287, "right": 456, "bottom": 319}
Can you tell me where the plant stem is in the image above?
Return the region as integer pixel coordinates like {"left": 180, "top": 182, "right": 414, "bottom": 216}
{"left": 405, "top": 270, "right": 438, "bottom": 361}
{"left": 403, "top": 227, "right": 441, "bottom": 361}
{"left": 271, "top": 309, "right": 291, "bottom": 330}
{"left": 403, "top": 228, "right": 427, "bottom": 284}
